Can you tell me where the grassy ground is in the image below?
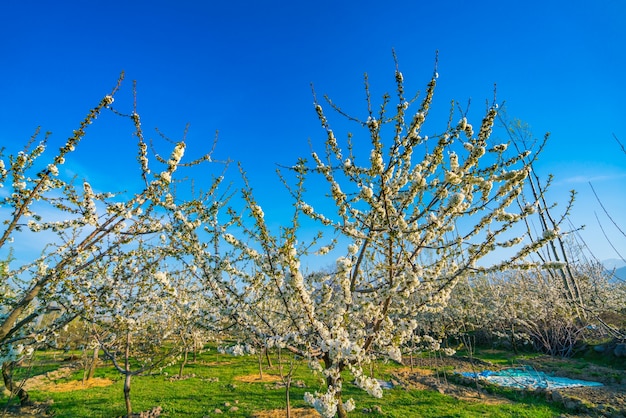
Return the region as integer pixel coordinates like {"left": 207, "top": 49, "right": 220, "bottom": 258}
{"left": 1, "top": 347, "right": 568, "bottom": 417}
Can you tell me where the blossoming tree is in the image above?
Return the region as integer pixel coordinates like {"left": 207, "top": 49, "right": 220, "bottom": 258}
{"left": 0, "top": 74, "right": 221, "bottom": 405}
{"left": 200, "top": 57, "right": 560, "bottom": 417}
{"left": 76, "top": 243, "right": 187, "bottom": 416}
{"left": 432, "top": 118, "right": 626, "bottom": 358}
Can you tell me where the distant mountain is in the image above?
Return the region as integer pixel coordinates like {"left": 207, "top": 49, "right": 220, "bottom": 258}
{"left": 602, "top": 259, "right": 626, "bottom": 282}
{"left": 612, "top": 266, "right": 626, "bottom": 281}
{"left": 602, "top": 258, "right": 626, "bottom": 270}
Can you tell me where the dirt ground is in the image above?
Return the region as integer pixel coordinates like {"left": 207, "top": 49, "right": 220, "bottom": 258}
{"left": 251, "top": 407, "right": 322, "bottom": 417}
{"left": 21, "top": 366, "right": 114, "bottom": 392}
{"left": 233, "top": 373, "right": 282, "bottom": 383}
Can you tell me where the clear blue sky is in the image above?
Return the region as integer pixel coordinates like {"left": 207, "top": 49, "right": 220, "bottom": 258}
{"left": 1, "top": 0, "right": 625, "bottom": 263}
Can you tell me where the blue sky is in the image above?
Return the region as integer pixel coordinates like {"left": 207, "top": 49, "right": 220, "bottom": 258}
{"left": 1, "top": 0, "right": 625, "bottom": 264}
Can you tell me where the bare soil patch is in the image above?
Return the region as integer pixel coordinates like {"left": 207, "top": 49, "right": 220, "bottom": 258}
{"left": 251, "top": 407, "right": 321, "bottom": 417}
{"left": 39, "top": 377, "right": 114, "bottom": 392}
{"left": 197, "top": 360, "right": 233, "bottom": 367}
{"left": 22, "top": 365, "right": 113, "bottom": 392}
{"left": 233, "top": 373, "right": 282, "bottom": 383}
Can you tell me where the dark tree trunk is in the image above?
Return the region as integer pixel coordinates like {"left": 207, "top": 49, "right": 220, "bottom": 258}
{"left": 85, "top": 347, "right": 99, "bottom": 382}
{"left": 285, "top": 378, "right": 291, "bottom": 418}
{"left": 336, "top": 400, "right": 348, "bottom": 418}
{"left": 179, "top": 349, "right": 188, "bottom": 378}
{"left": 2, "top": 361, "right": 30, "bottom": 406}
{"left": 323, "top": 355, "right": 347, "bottom": 418}
{"left": 123, "top": 331, "right": 132, "bottom": 417}
{"left": 257, "top": 350, "right": 264, "bottom": 379}
{"left": 264, "top": 345, "right": 273, "bottom": 368}
{"left": 124, "top": 373, "right": 132, "bottom": 417}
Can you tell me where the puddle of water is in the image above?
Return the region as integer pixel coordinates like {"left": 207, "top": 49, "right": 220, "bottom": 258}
{"left": 460, "top": 366, "right": 603, "bottom": 389}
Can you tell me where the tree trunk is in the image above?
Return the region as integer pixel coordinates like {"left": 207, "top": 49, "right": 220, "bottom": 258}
{"left": 86, "top": 347, "right": 99, "bottom": 381}
{"left": 264, "top": 345, "right": 273, "bottom": 368}
{"left": 124, "top": 331, "right": 132, "bottom": 417}
{"left": 257, "top": 350, "right": 264, "bottom": 379}
{"left": 336, "top": 399, "right": 348, "bottom": 418}
{"left": 510, "top": 323, "right": 519, "bottom": 354}
{"left": 2, "top": 361, "right": 30, "bottom": 406}
{"left": 285, "top": 378, "right": 291, "bottom": 418}
{"left": 179, "top": 349, "right": 188, "bottom": 378}
{"left": 124, "top": 372, "right": 132, "bottom": 417}
{"left": 324, "top": 356, "right": 346, "bottom": 418}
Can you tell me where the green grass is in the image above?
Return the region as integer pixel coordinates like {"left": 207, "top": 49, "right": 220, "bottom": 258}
{"left": 455, "top": 347, "right": 543, "bottom": 367}
{"left": 2, "top": 348, "right": 567, "bottom": 417}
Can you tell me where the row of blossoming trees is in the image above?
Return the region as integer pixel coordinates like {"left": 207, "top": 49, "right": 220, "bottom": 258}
{"left": 1, "top": 62, "right": 623, "bottom": 417}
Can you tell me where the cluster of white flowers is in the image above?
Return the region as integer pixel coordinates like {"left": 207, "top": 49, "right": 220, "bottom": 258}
{"left": 542, "top": 228, "right": 559, "bottom": 240}
{"left": 157, "top": 142, "right": 186, "bottom": 184}
{"left": 523, "top": 202, "right": 538, "bottom": 215}
{"left": 370, "top": 149, "right": 384, "bottom": 174}
{"left": 336, "top": 256, "right": 353, "bottom": 304}
{"left": 47, "top": 164, "right": 59, "bottom": 176}
{"left": 160, "top": 171, "right": 172, "bottom": 184}
{"left": 343, "top": 398, "right": 356, "bottom": 412}
{"left": 154, "top": 271, "right": 169, "bottom": 285}
{"left": 251, "top": 204, "right": 264, "bottom": 219}
{"left": 408, "top": 112, "right": 426, "bottom": 139}
{"left": 321, "top": 330, "right": 363, "bottom": 364}
{"left": 220, "top": 342, "right": 255, "bottom": 356}
{"left": 317, "top": 245, "right": 331, "bottom": 256}
{"left": 308, "top": 357, "right": 324, "bottom": 373}
{"left": 387, "top": 345, "right": 403, "bottom": 363}
{"left": 27, "top": 220, "right": 42, "bottom": 232}
{"left": 444, "top": 170, "right": 462, "bottom": 185}
{"left": 351, "top": 367, "right": 383, "bottom": 398}
{"left": 448, "top": 151, "right": 459, "bottom": 171}
{"left": 170, "top": 143, "right": 185, "bottom": 166}
{"left": 330, "top": 181, "right": 344, "bottom": 203}
{"left": 446, "top": 192, "right": 466, "bottom": 214}
{"left": 83, "top": 182, "right": 98, "bottom": 225}
{"left": 500, "top": 236, "right": 525, "bottom": 248}
{"left": 300, "top": 202, "right": 314, "bottom": 215}
{"left": 442, "top": 347, "right": 456, "bottom": 356}
{"left": 265, "top": 335, "right": 287, "bottom": 349}
{"left": 495, "top": 210, "right": 520, "bottom": 223}
{"left": 0, "top": 159, "right": 7, "bottom": 180}
{"left": 395, "top": 71, "right": 404, "bottom": 83}
{"left": 360, "top": 184, "right": 374, "bottom": 199}
{"left": 304, "top": 389, "right": 338, "bottom": 418}
{"left": 414, "top": 334, "right": 441, "bottom": 352}
{"left": 138, "top": 140, "right": 150, "bottom": 174}
{"left": 366, "top": 116, "right": 379, "bottom": 130}
{"left": 459, "top": 117, "right": 468, "bottom": 130}
{"left": 458, "top": 117, "right": 474, "bottom": 138}
{"left": 491, "top": 143, "right": 508, "bottom": 152}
